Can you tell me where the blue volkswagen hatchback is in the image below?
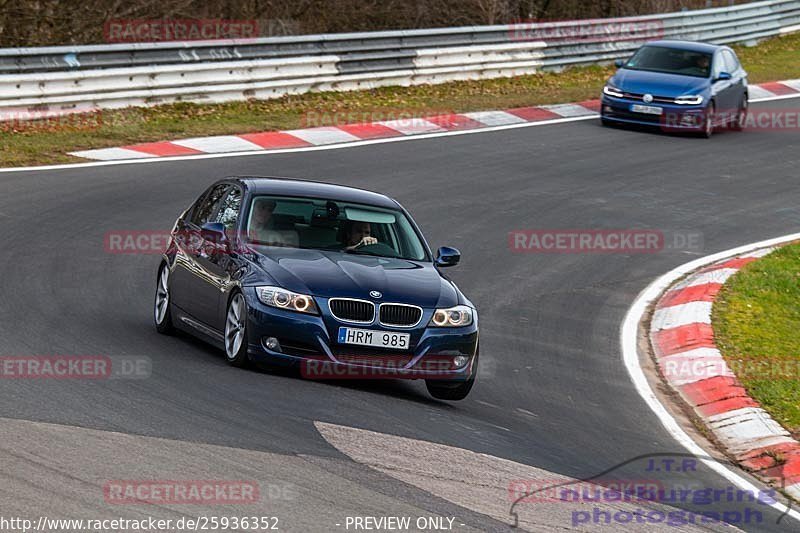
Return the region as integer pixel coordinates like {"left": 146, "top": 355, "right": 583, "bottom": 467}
{"left": 155, "top": 177, "right": 479, "bottom": 400}
{"left": 600, "top": 40, "right": 748, "bottom": 137}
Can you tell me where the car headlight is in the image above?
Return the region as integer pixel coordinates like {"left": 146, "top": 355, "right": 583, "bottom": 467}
{"left": 256, "top": 286, "right": 318, "bottom": 315}
{"left": 674, "top": 95, "right": 704, "bottom": 105}
{"left": 603, "top": 85, "right": 624, "bottom": 98}
{"left": 430, "top": 305, "right": 474, "bottom": 327}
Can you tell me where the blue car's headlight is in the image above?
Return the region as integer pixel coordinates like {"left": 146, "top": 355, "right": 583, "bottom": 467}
{"left": 603, "top": 85, "right": 625, "bottom": 98}
{"left": 430, "top": 305, "right": 474, "bottom": 327}
{"left": 256, "top": 286, "right": 318, "bottom": 315}
{"left": 674, "top": 95, "right": 704, "bottom": 105}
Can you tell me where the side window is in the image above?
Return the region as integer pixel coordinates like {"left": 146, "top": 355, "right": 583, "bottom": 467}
{"left": 213, "top": 187, "right": 243, "bottom": 231}
{"left": 191, "top": 184, "right": 230, "bottom": 226}
{"left": 723, "top": 50, "right": 739, "bottom": 73}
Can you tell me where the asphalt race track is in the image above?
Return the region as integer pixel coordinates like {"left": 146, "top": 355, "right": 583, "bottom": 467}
{"left": 1, "top": 97, "right": 799, "bottom": 531}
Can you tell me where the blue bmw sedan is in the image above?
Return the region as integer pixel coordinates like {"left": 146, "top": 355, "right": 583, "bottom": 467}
{"left": 154, "top": 177, "right": 479, "bottom": 400}
{"left": 600, "top": 40, "right": 748, "bottom": 137}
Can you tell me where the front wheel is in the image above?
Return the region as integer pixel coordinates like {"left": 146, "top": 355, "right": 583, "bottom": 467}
{"left": 224, "top": 292, "right": 250, "bottom": 367}
{"left": 154, "top": 263, "right": 175, "bottom": 334}
{"left": 701, "top": 102, "right": 715, "bottom": 138}
{"left": 425, "top": 350, "right": 478, "bottom": 401}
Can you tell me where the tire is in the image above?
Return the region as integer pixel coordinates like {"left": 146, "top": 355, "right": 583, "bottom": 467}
{"left": 731, "top": 97, "right": 747, "bottom": 131}
{"left": 701, "top": 102, "right": 715, "bottom": 138}
{"left": 154, "top": 263, "right": 175, "bottom": 334}
{"left": 224, "top": 291, "right": 251, "bottom": 368}
{"left": 425, "top": 349, "right": 478, "bottom": 401}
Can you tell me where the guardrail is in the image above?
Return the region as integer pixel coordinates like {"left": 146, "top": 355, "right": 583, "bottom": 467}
{"left": 1, "top": 0, "right": 799, "bottom": 119}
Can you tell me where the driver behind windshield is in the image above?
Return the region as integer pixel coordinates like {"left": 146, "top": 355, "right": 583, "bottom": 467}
{"left": 343, "top": 220, "right": 378, "bottom": 251}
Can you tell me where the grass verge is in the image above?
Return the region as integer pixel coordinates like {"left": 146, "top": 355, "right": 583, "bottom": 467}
{"left": 2, "top": 31, "right": 800, "bottom": 168}
{"left": 713, "top": 242, "right": 800, "bottom": 438}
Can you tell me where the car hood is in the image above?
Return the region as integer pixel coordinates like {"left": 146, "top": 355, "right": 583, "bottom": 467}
{"left": 612, "top": 69, "right": 709, "bottom": 97}
{"left": 247, "top": 247, "right": 459, "bottom": 308}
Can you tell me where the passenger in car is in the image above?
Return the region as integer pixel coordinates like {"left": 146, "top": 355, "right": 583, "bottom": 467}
{"left": 248, "top": 198, "right": 298, "bottom": 246}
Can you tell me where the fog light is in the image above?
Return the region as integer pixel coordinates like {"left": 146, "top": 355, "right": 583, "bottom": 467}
{"left": 453, "top": 356, "right": 469, "bottom": 368}
{"left": 264, "top": 337, "right": 281, "bottom": 351}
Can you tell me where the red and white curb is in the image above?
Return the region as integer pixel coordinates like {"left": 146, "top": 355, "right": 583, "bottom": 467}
{"left": 69, "top": 101, "right": 602, "bottom": 161}
{"left": 650, "top": 246, "right": 800, "bottom": 501}
{"left": 67, "top": 78, "right": 800, "bottom": 161}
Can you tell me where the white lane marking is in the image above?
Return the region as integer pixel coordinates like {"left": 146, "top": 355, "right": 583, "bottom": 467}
{"left": 541, "top": 103, "right": 596, "bottom": 117}
{"left": 7, "top": 90, "right": 800, "bottom": 173}
{"left": 314, "top": 421, "right": 729, "bottom": 532}
{"left": 171, "top": 135, "right": 264, "bottom": 153}
{"left": 462, "top": 110, "right": 526, "bottom": 126}
{"left": 375, "top": 118, "right": 445, "bottom": 135}
{"left": 651, "top": 301, "right": 713, "bottom": 331}
{"left": 68, "top": 147, "right": 154, "bottom": 160}
{"left": 284, "top": 127, "right": 361, "bottom": 145}
{"left": 621, "top": 232, "right": 800, "bottom": 524}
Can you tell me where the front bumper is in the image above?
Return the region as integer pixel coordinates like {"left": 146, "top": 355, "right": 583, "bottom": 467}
{"left": 600, "top": 95, "right": 707, "bottom": 130}
{"left": 242, "top": 288, "right": 479, "bottom": 381}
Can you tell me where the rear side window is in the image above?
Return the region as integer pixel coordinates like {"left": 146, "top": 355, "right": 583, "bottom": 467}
{"left": 191, "top": 184, "right": 230, "bottom": 226}
{"left": 213, "top": 186, "right": 243, "bottom": 231}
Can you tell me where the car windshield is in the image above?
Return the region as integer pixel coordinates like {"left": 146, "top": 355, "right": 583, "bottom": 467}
{"left": 244, "top": 195, "right": 428, "bottom": 261}
{"left": 624, "top": 46, "right": 712, "bottom": 78}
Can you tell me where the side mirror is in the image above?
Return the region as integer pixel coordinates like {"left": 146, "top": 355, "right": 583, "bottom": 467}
{"left": 614, "top": 59, "right": 625, "bottom": 68}
{"left": 200, "top": 222, "right": 228, "bottom": 248}
{"left": 716, "top": 71, "right": 732, "bottom": 81}
{"left": 435, "top": 246, "right": 461, "bottom": 267}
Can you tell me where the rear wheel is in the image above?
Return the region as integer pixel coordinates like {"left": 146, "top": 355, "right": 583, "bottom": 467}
{"left": 425, "top": 350, "right": 478, "bottom": 401}
{"left": 154, "top": 263, "right": 175, "bottom": 334}
{"left": 224, "top": 292, "right": 250, "bottom": 367}
{"left": 731, "top": 97, "right": 747, "bottom": 131}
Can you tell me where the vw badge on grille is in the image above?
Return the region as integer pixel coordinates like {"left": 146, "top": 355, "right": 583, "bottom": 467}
{"left": 643, "top": 93, "right": 654, "bottom": 103}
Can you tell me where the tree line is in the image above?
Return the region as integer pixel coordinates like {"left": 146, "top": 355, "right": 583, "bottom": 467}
{"left": 0, "top": 0, "right": 743, "bottom": 47}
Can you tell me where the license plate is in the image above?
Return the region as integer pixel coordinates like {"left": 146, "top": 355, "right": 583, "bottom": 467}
{"left": 337, "top": 327, "right": 410, "bottom": 350}
{"left": 630, "top": 104, "right": 663, "bottom": 115}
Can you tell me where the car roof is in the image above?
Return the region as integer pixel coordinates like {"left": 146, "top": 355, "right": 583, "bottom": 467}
{"left": 643, "top": 40, "right": 724, "bottom": 54}
{"left": 231, "top": 176, "right": 401, "bottom": 209}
